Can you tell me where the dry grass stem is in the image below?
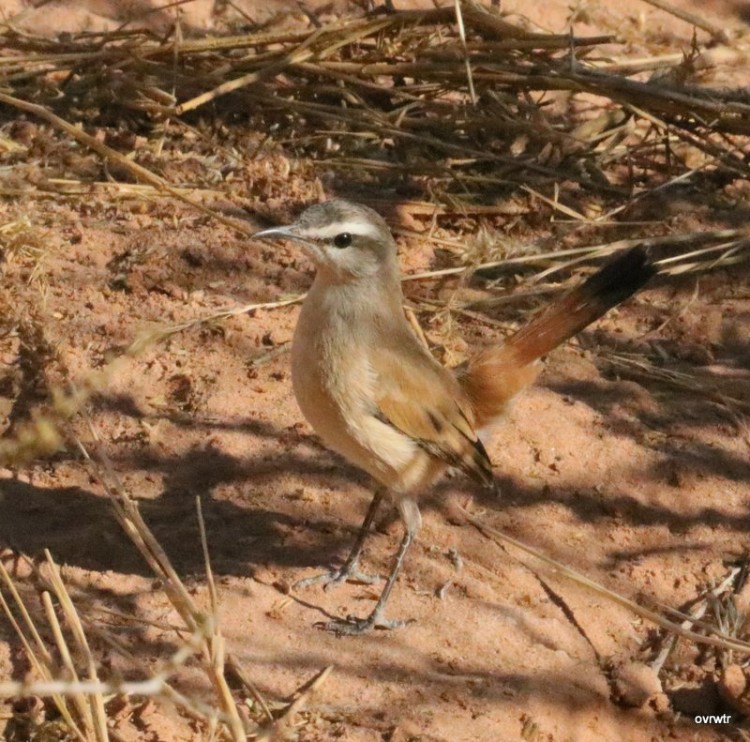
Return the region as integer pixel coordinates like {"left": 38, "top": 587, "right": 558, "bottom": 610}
{"left": 256, "top": 666, "right": 333, "bottom": 742}
{"left": 639, "top": 0, "right": 732, "bottom": 43}
{"left": 75, "top": 424, "right": 248, "bottom": 740}
{"left": 463, "top": 508, "right": 750, "bottom": 655}
{"left": 0, "top": 92, "right": 253, "bottom": 237}
{"left": 0, "top": 1, "right": 746, "bottom": 220}
{"left": 649, "top": 566, "right": 742, "bottom": 675}
{"left": 0, "top": 561, "right": 88, "bottom": 741}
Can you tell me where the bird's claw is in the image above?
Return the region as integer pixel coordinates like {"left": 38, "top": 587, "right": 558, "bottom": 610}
{"left": 294, "top": 562, "right": 381, "bottom": 591}
{"left": 318, "top": 612, "right": 413, "bottom": 636}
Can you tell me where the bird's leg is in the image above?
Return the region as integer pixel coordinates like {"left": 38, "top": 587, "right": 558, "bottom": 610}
{"left": 324, "top": 497, "right": 420, "bottom": 636}
{"left": 295, "top": 487, "right": 386, "bottom": 590}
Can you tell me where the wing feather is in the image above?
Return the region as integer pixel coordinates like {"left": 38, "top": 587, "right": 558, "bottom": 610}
{"left": 371, "top": 344, "right": 494, "bottom": 489}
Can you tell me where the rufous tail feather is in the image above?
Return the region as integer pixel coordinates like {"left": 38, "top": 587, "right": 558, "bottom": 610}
{"left": 458, "top": 246, "right": 655, "bottom": 428}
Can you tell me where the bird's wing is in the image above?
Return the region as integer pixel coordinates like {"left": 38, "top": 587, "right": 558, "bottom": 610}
{"left": 371, "top": 344, "right": 495, "bottom": 489}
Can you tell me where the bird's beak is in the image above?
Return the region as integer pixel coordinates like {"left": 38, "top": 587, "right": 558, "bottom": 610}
{"left": 253, "top": 224, "right": 321, "bottom": 260}
{"left": 253, "top": 225, "right": 296, "bottom": 241}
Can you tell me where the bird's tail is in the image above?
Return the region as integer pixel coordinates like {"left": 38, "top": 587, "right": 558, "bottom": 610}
{"left": 458, "top": 246, "right": 655, "bottom": 428}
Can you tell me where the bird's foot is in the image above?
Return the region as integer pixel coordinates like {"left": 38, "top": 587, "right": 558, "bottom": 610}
{"left": 294, "top": 561, "right": 381, "bottom": 591}
{"left": 320, "top": 611, "right": 413, "bottom": 636}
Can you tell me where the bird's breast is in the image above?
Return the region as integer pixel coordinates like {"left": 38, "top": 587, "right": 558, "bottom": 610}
{"left": 290, "top": 285, "right": 424, "bottom": 491}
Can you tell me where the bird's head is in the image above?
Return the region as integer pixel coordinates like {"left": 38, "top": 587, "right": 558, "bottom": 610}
{"left": 253, "top": 199, "right": 399, "bottom": 283}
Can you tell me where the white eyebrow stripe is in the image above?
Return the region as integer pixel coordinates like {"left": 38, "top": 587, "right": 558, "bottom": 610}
{"left": 297, "top": 220, "right": 382, "bottom": 241}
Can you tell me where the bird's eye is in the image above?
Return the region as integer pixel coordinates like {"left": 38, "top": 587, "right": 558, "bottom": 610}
{"left": 333, "top": 232, "right": 352, "bottom": 248}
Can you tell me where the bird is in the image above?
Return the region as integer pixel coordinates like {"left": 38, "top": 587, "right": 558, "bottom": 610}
{"left": 253, "top": 199, "right": 655, "bottom": 636}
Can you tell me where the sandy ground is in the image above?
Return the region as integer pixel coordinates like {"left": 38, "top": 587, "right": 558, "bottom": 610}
{"left": 1, "top": 1, "right": 750, "bottom": 741}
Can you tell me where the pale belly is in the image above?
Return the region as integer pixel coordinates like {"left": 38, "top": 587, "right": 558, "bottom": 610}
{"left": 291, "top": 313, "right": 430, "bottom": 493}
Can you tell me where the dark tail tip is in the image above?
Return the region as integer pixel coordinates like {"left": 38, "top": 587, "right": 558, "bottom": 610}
{"left": 582, "top": 246, "right": 656, "bottom": 307}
